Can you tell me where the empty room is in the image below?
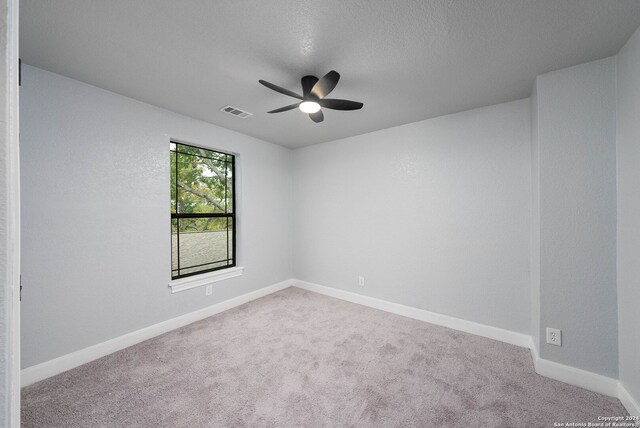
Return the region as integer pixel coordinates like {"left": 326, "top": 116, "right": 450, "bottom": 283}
{"left": 1, "top": 0, "right": 640, "bottom": 426}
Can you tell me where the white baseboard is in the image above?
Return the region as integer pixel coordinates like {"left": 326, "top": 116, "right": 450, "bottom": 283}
{"left": 619, "top": 383, "right": 640, "bottom": 418}
{"left": 528, "top": 339, "right": 619, "bottom": 398}
{"left": 293, "top": 279, "right": 531, "bottom": 349}
{"left": 21, "top": 278, "right": 293, "bottom": 387}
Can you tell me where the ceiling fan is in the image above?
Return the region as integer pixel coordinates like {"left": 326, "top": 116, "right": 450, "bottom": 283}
{"left": 259, "top": 70, "right": 363, "bottom": 123}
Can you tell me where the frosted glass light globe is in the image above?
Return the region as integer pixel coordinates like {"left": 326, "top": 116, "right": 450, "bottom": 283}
{"left": 299, "top": 101, "right": 321, "bottom": 113}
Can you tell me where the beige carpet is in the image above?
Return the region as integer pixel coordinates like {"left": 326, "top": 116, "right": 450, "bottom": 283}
{"left": 22, "top": 287, "right": 626, "bottom": 427}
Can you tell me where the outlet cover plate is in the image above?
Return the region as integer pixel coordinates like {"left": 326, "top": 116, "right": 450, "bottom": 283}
{"left": 546, "top": 327, "right": 561, "bottom": 346}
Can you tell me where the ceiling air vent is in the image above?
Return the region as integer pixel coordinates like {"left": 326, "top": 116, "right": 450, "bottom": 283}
{"left": 220, "top": 105, "right": 253, "bottom": 119}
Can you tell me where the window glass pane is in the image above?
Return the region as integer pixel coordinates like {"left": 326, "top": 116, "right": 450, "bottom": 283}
{"left": 170, "top": 151, "right": 177, "bottom": 214}
{"left": 179, "top": 261, "right": 231, "bottom": 277}
{"left": 176, "top": 218, "right": 232, "bottom": 276}
{"left": 174, "top": 143, "right": 228, "bottom": 162}
{"left": 227, "top": 217, "right": 234, "bottom": 260}
{"left": 171, "top": 142, "right": 235, "bottom": 279}
{"left": 176, "top": 151, "right": 228, "bottom": 214}
{"left": 225, "top": 170, "right": 233, "bottom": 214}
{"left": 171, "top": 218, "right": 178, "bottom": 273}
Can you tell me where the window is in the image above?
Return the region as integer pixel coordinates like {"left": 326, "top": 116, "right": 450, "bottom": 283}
{"left": 170, "top": 141, "right": 235, "bottom": 279}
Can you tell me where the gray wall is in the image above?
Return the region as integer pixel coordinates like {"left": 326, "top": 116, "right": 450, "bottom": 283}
{"left": 293, "top": 99, "right": 532, "bottom": 334}
{"left": 530, "top": 82, "right": 540, "bottom": 352}
{"left": 616, "top": 26, "right": 640, "bottom": 406}
{"left": 20, "top": 65, "right": 293, "bottom": 368}
{"left": 533, "top": 57, "right": 618, "bottom": 377}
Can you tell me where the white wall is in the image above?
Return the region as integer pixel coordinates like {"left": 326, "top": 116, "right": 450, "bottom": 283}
{"left": 19, "top": 65, "right": 293, "bottom": 368}
{"left": 1, "top": 0, "right": 19, "bottom": 424}
{"left": 0, "top": 1, "right": 8, "bottom": 422}
{"left": 616, "top": 26, "right": 640, "bottom": 410}
{"left": 533, "top": 57, "right": 618, "bottom": 378}
{"left": 293, "top": 99, "right": 531, "bottom": 334}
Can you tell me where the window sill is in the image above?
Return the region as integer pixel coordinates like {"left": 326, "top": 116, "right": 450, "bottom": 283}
{"left": 168, "top": 267, "right": 244, "bottom": 294}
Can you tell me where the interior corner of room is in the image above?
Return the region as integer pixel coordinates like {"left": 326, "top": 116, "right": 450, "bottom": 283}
{"left": 3, "top": 1, "right": 640, "bottom": 426}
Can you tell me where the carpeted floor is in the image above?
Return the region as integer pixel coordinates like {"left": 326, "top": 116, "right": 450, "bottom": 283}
{"left": 22, "top": 287, "right": 627, "bottom": 427}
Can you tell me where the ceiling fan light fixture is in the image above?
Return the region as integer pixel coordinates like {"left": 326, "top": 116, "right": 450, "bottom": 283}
{"left": 260, "top": 71, "right": 362, "bottom": 123}
{"left": 299, "top": 101, "right": 321, "bottom": 114}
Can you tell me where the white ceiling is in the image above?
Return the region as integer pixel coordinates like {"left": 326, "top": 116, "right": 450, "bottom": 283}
{"left": 20, "top": 0, "right": 640, "bottom": 148}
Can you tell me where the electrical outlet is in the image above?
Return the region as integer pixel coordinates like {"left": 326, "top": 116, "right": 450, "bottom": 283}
{"left": 546, "top": 327, "right": 561, "bottom": 346}
{"left": 358, "top": 276, "right": 365, "bottom": 287}
{"left": 205, "top": 285, "right": 213, "bottom": 296}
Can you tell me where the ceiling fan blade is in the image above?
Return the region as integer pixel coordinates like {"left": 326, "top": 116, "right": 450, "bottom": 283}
{"left": 267, "top": 103, "right": 301, "bottom": 113}
{"left": 259, "top": 80, "right": 303, "bottom": 100}
{"left": 310, "top": 70, "right": 340, "bottom": 99}
{"left": 319, "top": 98, "right": 363, "bottom": 110}
{"left": 309, "top": 110, "right": 324, "bottom": 123}
{"left": 301, "top": 76, "right": 319, "bottom": 98}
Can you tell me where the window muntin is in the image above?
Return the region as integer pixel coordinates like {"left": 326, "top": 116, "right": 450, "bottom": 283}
{"left": 170, "top": 142, "right": 235, "bottom": 279}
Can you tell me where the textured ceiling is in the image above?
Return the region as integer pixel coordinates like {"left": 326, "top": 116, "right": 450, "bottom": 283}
{"left": 20, "top": 0, "right": 640, "bottom": 148}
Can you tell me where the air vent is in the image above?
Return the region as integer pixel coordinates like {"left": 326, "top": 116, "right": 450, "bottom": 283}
{"left": 220, "top": 105, "right": 253, "bottom": 119}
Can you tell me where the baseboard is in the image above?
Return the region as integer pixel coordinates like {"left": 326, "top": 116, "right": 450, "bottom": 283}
{"left": 619, "top": 383, "right": 640, "bottom": 418}
{"left": 292, "top": 279, "right": 531, "bottom": 349}
{"left": 21, "top": 278, "right": 294, "bottom": 387}
{"left": 528, "top": 338, "right": 619, "bottom": 398}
